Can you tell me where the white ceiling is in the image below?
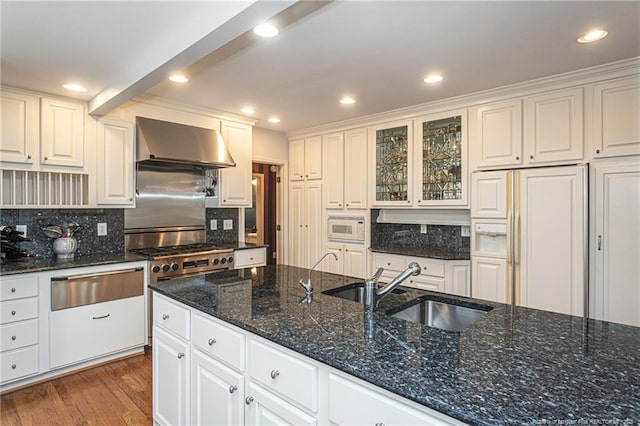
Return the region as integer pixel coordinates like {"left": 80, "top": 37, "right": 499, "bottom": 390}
{"left": 2, "top": 1, "right": 639, "bottom": 133}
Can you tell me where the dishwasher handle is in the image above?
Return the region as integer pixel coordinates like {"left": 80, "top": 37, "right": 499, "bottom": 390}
{"left": 51, "top": 267, "right": 143, "bottom": 281}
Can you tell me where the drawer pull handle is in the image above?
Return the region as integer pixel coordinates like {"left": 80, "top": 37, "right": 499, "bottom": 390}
{"left": 11, "top": 288, "right": 16, "bottom": 293}
{"left": 11, "top": 364, "right": 16, "bottom": 370}
{"left": 245, "top": 396, "right": 254, "bottom": 405}
{"left": 270, "top": 370, "right": 280, "bottom": 379}
{"left": 11, "top": 310, "right": 16, "bottom": 316}
{"left": 208, "top": 338, "right": 216, "bottom": 346}
{"left": 162, "top": 314, "right": 170, "bottom": 320}
{"left": 228, "top": 385, "right": 238, "bottom": 394}
{"left": 92, "top": 314, "right": 110, "bottom": 320}
{"left": 11, "top": 336, "right": 16, "bottom": 341}
{"left": 375, "top": 423, "right": 385, "bottom": 426}
{"left": 177, "top": 352, "right": 185, "bottom": 360}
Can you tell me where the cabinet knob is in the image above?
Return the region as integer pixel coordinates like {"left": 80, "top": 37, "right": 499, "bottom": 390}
{"left": 345, "top": 249, "right": 349, "bottom": 252}
{"left": 270, "top": 370, "right": 280, "bottom": 379}
{"left": 229, "top": 385, "right": 238, "bottom": 394}
{"left": 11, "top": 364, "right": 16, "bottom": 370}
{"left": 162, "top": 313, "right": 170, "bottom": 320}
{"left": 223, "top": 199, "right": 227, "bottom": 202}
{"left": 417, "top": 200, "right": 421, "bottom": 203}
{"left": 306, "top": 174, "right": 309, "bottom": 177}
{"left": 387, "top": 262, "right": 391, "bottom": 266}
{"left": 11, "top": 287, "right": 16, "bottom": 293}
{"left": 596, "top": 149, "right": 601, "bottom": 154}
{"left": 250, "top": 257, "right": 254, "bottom": 261}
{"left": 11, "top": 335, "right": 16, "bottom": 341}
{"left": 245, "top": 396, "right": 254, "bottom": 405}
{"left": 11, "top": 310, "right": 16, "bottom": 316}
{"left": 129, "top": 198, "right": 133, "bottom": 202}
{"left": 44, "top": 156, "right": 48, "bottom": 161}
{"left": 338, "top": 204, "right": 341, "bottom": 206}
{"left": 346, "top": 204, "right": 349, "bottom": 207}
{"left": 515, "top": 156, "right": 520, "bottom": 160}
{"left": 27, "top": 155, "right": 31, "bottom": 160}
{"left": 208, "top": 338, "right": 216, "bottom": 346}
{"left": 407, "top": 200, "right": 410, "bottom": 203}
{"left": 177, "top": 352, "right": 185, "bottom": 359}
{"left": 530, "top": 155, "right": 534, "bottom": 159}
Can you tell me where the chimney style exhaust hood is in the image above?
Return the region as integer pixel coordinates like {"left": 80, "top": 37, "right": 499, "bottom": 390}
{"left": 136, "top": 116, "right": 236, "bottom": 169}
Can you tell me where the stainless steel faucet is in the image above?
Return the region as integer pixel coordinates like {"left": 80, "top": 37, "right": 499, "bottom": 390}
{"left": 299, "top": 252, "right": 339, "bottom": 297}
{"left": 364, "top": 262, "right": 421, "bottom": 313}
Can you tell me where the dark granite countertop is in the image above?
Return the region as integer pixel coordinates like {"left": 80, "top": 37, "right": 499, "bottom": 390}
{"left": 150, "top": 265, "right": 639, "bottom": 425}
{"left": 229, "top": 242, "right": 268, "bottom": 250}
{"left": 370, "top": 245, "right": 470, "bottom": 260}
{"left": 0, "top": 252, "right": 148, "bottom": 275}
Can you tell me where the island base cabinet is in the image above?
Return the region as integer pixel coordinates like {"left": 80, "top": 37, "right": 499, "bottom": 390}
{"left": 191, "top": 349, "right": 244, "bottom": 426}
{"left": 153, "top": 326, "right": 190, "bottom": 426}
{"left": 328, "top": 373, "right": 459, "bottom": 426}
{"left": 245, "top": 382, "right": 316, "bottom": 426}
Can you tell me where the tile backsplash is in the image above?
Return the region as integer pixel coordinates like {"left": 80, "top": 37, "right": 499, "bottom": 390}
{"left": 0, "top": 209, "right": 124, "bottom": 258}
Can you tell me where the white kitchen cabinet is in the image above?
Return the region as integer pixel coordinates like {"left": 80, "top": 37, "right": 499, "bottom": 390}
{"left": 153, "top": 326, "right": 190, "bottom": 426}
{"left": 191, "top": 349, "right": 244, "bottom": 426}
{"left": 591, "top": 160, "right": 640, "bottom": 327}
{"left": 219, "top": 120, "right": 252, "bottom": 207}
{"left": 525, "top": 87, "right": 583, "bottom": 164}
{"left": 96, "top": 118, "right": 134, "bottom": 206}
{"left": 324, "top": 128, "right": 368, "bottom": 210}
{"left": 323, "top": 243, "right": 367, "bottom": 279}
{"left": 289, "top": 181, "right": 322, "bottom": 268}
{"left": 470, "top": 170, "right": 509, "bottom": 219}
{"left": 592, "top": 76, "right": 640, "bottom": 158}
{"left": 40, "top": 97, "right": 85, "bottom": 168}
{"left": 470, "top": 99, "right": 523, "bottom": 170}
{"left": 414, "top": 109, "right": 469, "bottom": 208}
{"left": 245, "top": 381, "right": 317, "bottom": 426}
{"left": 234, "top": 247, "right": 267, "bottom": 269}
{"left": 289, "top": 136, "right": 322, "bottom": 181}
{"left": 328, "top": 373, "right": 458, "bottom": 426}
{"left": 0, "top": 89, "right": 38, "bottom": 165}
{"left": 369, "top": 119, "right": 415, "bottom": 207}
{"left": 471, "top": 257, "right": 507, "bottom": 303}
{"left": 445, "top": 262, "right": 471, "bottom": 298}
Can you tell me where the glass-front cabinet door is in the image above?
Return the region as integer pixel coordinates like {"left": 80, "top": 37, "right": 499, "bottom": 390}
{"left": 415, "top": 109, "right": 468, "bottom": 207}
{"left": 368, "top": 120, "right": 414, "bottom": 206}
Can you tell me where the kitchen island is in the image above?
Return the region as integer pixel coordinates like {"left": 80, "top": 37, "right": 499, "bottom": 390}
{"left": 150, "top": 265, "right": 639, "bottom": 425}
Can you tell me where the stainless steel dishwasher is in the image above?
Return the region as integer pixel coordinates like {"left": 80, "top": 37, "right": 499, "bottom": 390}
{"left": 51, "top": 267, "right": 144, "bottom": 311}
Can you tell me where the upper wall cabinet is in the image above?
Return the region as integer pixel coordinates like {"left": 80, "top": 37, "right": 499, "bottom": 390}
{"left": 0, "top": 90, "right": 38, "bottom": 165}
{"left": 324, "top": 128, "right": 367, "bottom": 210}
{"left": 96, "top": 118, "right": 135, "bottom": 206}
{"left": 414, "top": 109, "right": 468, "bottom": 207}
{"left": 368, "top": 120, "right": 414, "bottom": 207}
{"left": 289, "top": 136, "right": 322, "bottom": 181}
{"left": 592, "top": 76, "right": 640, "bottom": 158}
{"left": 40, "top": 97, "right": 85, "bottom": 168}
{"left": 219, "top": 120, "right": 252, "bottom": 207}
{"left": 470, "top": 99, "right": 523, "bottom": 170}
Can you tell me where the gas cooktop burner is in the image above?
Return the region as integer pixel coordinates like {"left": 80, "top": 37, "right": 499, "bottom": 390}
{"left": 130, "top": 243, "right": 230, "bottom": 258}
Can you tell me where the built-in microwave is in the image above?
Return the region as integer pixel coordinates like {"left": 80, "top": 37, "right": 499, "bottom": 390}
{"left": 327, "top": 216, "right": 365, "bottom": 242}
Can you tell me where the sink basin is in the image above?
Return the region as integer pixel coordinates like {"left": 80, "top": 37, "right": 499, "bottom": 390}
{"left": 322, "top": 282, "right": 406, "bottom": 304}
{"left": 386, "top": 296, "right": 492, "bottom": 332}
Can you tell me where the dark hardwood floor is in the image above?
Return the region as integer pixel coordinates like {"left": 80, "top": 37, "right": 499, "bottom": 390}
{"left": 1, "top": 347, "right": 152, "bottom": 425}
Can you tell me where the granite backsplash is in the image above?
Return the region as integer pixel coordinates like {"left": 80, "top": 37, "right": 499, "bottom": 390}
{"left": 370, "top": 210, "right": 470, "bottom": 257}
{"left": 206, "top": 208, "right": 239, "bottom": 246}
{"left": 0, "top": 209, "right": 125, "bottom": 259}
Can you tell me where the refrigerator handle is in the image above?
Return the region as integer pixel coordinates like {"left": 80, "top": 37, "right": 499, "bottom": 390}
{"left": 515, "top": 213, "right": 521, "bottom": 265}
{"left": 597, "top": 235, "right": 602, "bottom": 251}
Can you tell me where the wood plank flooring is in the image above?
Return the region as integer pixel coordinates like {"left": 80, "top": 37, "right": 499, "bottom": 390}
{"left": 1, "top": 347, "right": 152, "bottom": 425}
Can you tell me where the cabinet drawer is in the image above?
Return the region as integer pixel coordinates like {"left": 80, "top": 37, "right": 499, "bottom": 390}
{"left": 406, "top": 275, "right": 445, "bottom": 293}
{"left": 248, "top": 339, "right": 318, "bottom": 413}
{"left": 408, "top": 258, "right": 445, "bottom": 278}
{"left": 234, "top": 248, "right": 266, "bottom": 268}
{"left": 192, "top": 313, "right": 245, "bottom": 371}
{"left": 49, "top": 296, "right": 145, "bottom": 368}
{"left": 0, "top": 345, "right": 38, "bottom": 384}
{"left": 1, "top": 298, "right": 38, "bottom": 324}
{"left": 0, "top": 275, "right": 38, "bottom": 301}
{"left": 154, "top": 293, "right": 190, "bottom": 340}
{"left": 1, "top": 319, "right": 38, "bottom": 352}
{"left": 373, "top": 253, "right": 404, "bottom": 271}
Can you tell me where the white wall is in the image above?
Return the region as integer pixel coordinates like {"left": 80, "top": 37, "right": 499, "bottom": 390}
{"left": 252, "top": 126, "right": 288, "bottom": 164}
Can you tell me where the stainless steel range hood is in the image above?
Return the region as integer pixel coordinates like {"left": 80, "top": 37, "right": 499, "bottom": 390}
{"left": 136, "top": 116, "right": 235, "bottom": 169}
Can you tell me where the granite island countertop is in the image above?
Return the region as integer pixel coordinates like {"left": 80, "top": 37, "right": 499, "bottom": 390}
{"left": 0, "top": 252, "right": 148, "bottom": 275}
{"left": 150, "top": 265, "right": 640, "bottom": 425}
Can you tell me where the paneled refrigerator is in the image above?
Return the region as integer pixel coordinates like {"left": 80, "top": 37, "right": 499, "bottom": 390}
{"left": 470, "top": 164, "right": 587, "bottom": 316}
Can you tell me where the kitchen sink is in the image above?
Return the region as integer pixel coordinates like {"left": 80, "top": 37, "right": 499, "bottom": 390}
{"left": 386, "top": 296, "right": 493, "bottom": 332}
{"left": 322, "top": 282, "right": 406, "bottom": 303}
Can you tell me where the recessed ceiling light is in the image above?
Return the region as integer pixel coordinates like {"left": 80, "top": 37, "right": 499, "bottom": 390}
{"left": 63, "top": 83, "right": 87, "bottom": 93}
{"left": 268, "top": 117, "right": 281, "bottom": 123}
{"left": 423, "top": 74, "right": 443, "bottom": 84}
{"left": 169, "top": 74, "right": 189, "bottom": 83}
{"left": 340, "top": 97, "right": 356, "bottom": 105}
{"left": 577, "top": 29, "right": 608, "bottom": 43}
{"left": 241, "top": 107, "right": 256, "bottom": 114}
{"left": 253, "top": 23, "right": 279, "bottom": 38}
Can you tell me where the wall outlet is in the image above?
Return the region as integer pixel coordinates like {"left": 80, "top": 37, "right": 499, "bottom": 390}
{"left": 97, "top": 222, "right": 108, "bottom": 236}
{"left": 210, "top": 219, "right": 217, "bottom": 230}
{"left": 223, "top": 219, "right": 233, "bottom": 230}
{"left": 461, "top": 226, "right": 471, "bottom": 237}
{"left": 15, "top": 225, "right": 27, "bottom": 237}
{"left": 420, "top": 224, "right": 427, "bottom": 234}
